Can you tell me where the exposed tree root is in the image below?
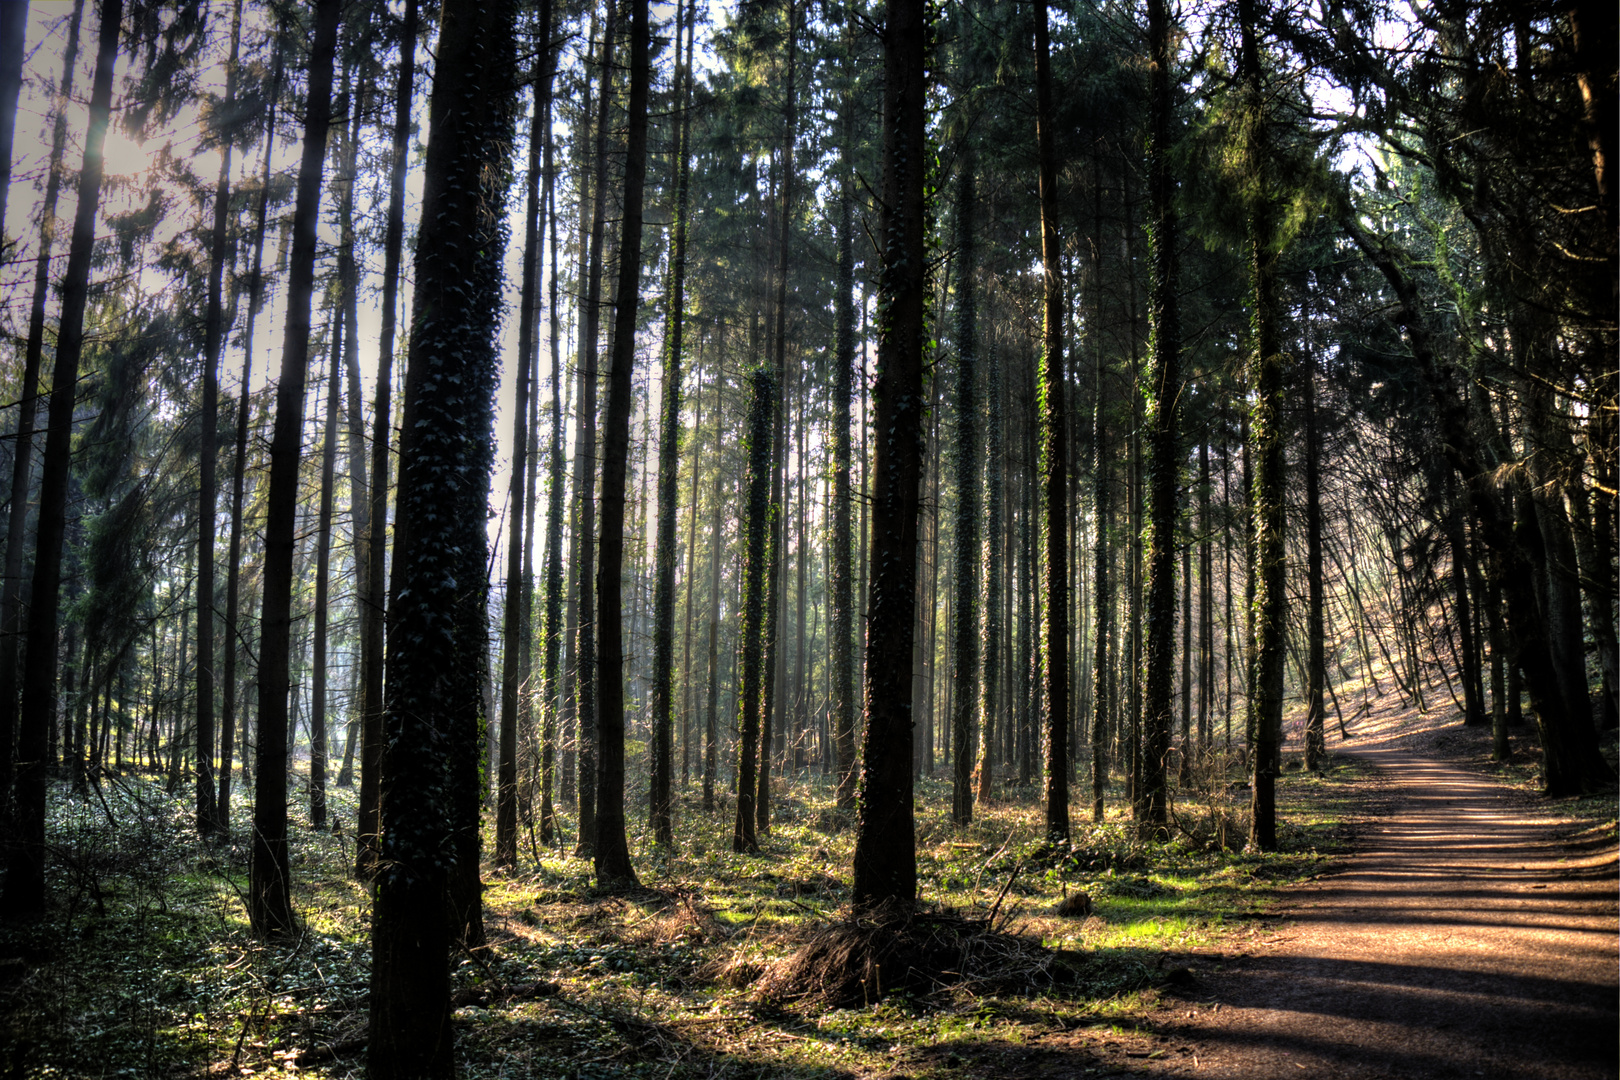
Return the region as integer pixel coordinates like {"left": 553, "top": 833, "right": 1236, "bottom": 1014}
{"left": 754, "top": 904, "right": 1082, "bottom": 1008}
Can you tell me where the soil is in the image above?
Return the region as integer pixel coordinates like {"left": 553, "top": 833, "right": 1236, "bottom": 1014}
{"left": 916, "top": 705, "right": 1619, "bottom": 1080}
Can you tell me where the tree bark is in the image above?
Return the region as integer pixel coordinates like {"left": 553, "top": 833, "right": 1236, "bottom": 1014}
{"left": 733, "top": 370, "right": 775, "bottom": 854}
{"left": 1139, "top": 0, "right": 1182, "bottom": 834}
{"left": 538, "top": 0, "right": 565, "bottom": 846}
{"left": 333, "top": 61, "right": 370, "bottom": 793}
{"left": 310, "top": 327, "right": 342, "bottom": 831}
{"left": 831, "top": 33, "right": 859, "bottom": 811}
{"left": 593, "top": 0, "right": 649, "bottom": 891}
{"left": 650, "top": 0, "right": 696, "bottom": 848}
{"left": 0, "top": 0, "right": 83, "bottom": 816}
{"left": 248, "top": 0, "right": 339, "bottom": 935}
{"left": 702, "top": 364, "right": 725, "bottom": 813}
{"left": 1239, "top": 0, "right": 1287, "bottom": 851}
{"left": 1033, "top": 0, "right": 1070, "bottom": 844}
{"left": 336, "top": 94, "right": 372, "bottom": 789}
{"left": 757, "top": 0, "right": 799, "bottom": 836}
{"left": 368, "top": 0, "right": 516, "bottom": 1071}
{"left": 1304, "top": 346, "right": 1326, "bottom": 768}
{"left": 194, "top": 0, "right": 243, "bottom": 840}
{"left": 0, "top": 0, "right": 27, "bottom": 241}
{"left": 977, "top": 339, "right": 1003, "bottom": 806}
{"left": 356, "top": 0, "right": 416, "bottom": 878}
{"left": 1090, "top": 296, "right": 1111, "bottom": 823}
{"left": 573, "top": 0, "right": 619, "bottom": 858}
{"left": 851, "top": 0, "right": 926, "bottom": 914}
{"left": 221, "top": 25, "right": 282, "bottom": 838}
{"left": 497, "top": 22, "right": 550, "bottom": 867}
{"left": 950, "top": 158, "right": 979, "bottom": 828}
{"left": 2, "top": 0, "right": 121, "bottom": 920}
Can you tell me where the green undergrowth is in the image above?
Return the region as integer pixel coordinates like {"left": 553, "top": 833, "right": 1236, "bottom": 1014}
{"left": 0, "top": 755, "right": 1363, "bottom": 1079}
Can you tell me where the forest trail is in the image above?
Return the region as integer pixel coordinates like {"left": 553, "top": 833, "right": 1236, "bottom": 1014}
{"left": 1027, "top": 722, "right": 1619, "bottom": 1080}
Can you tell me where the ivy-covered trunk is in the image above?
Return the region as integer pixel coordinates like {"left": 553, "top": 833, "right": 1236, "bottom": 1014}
{"left": 368, "top": 0, "right": 516, "bottom": 1070}
{"left": 1239, "top": 0, "right": 1286, "bottom": 852}
{"left": 733, "top": 370, "right": 776, "bottom": 854}
{"left": 1139, "top": 0, "right": 1182, "bottom": 835}
{"left": 851, "top": 0, "right": 927, "bottom": 914}
{"left": 1033, "top": 0, "right": 1070, "bottom": 845}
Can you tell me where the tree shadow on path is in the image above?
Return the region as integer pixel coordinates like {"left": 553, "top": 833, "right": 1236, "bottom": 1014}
{"left": 919, "top": 735, "right": 1618, "bottom": 1080}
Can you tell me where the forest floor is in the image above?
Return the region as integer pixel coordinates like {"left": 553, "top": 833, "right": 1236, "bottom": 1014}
{"left": 0, "top": 691, "right": 1614, "bottom": 1079}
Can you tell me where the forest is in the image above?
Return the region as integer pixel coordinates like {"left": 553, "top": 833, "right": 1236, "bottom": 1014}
{"left": 0, "top": 0, "right": 1614, "bottom": 1077}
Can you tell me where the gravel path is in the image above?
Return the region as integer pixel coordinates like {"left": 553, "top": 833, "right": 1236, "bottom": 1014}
{"left": 1052, "top": 738, "right": 1619, "bottom": 1079}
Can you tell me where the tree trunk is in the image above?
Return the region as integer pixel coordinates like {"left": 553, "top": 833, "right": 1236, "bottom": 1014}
{"left": 758, "top": 3, "right": 799, "bottom": 836}
{"left": 336, "top": 130, "right": 372, "bottom": 790}
{"left": 539, "top": 0, "right": 565, "bottom": 846}
{"left": 194, "top": 0, "right": 243, "bottom": 840}
{"left": 332, "top": 60, "right": 370, "bottom": 794}
{"left": 1091, "top": 295, "right": 1111, "bottom": 822}
{"left": 733, "top": 370, "right": 775, "bottom": 854}
{"left": 851, "top": 0, "right": 927, "bottom": 914}
{"left": 831, "top": 40, "right": 859, "bottom": 811}
{"left": 0, "top": 0, "right": 83, "bottom": 814}
{"left": 497, "top": 23, "right": 550, "bottom": 867}
{"left": 650, "top": 0, "right": 695, "bottom": 848}
{"left": 1198, "top": 438, "right": 1213, "bottom": 754}
{"left": 248, "top": 0, "right": 338, "bottom": 935}
{"left": 356, "top": 0, "right": 416, "bottom": 878}
{"left": 702, "top": 367, "right": 726, "bottom": 813}
{"left": 0, "top": 0, "right": 26, "bottom": 238}
{"left": 1035, "top": 0, "right": 1070, "bottom": 843}
{"left": 368, "top": 0, "right": 516, "bottom": 1071}
{"left": 1239, "top": 0, "right": 1287, "bottom": 852}
{"left": 573, "top": 0, "right": 618, "bottom": 858}
{"left": 950, "top": 157, "right": 979, "bottom": 827}
{"left": 977, "top": 339, "right": 1003, "bottom": 806}
{"left": 310, "top": 327, "right": 342, "bottom": 831}
{"left": 1, "top": 0, "right": 120, "bottom": 921}
{"left": 593, "top": 0, "right": 649, "bottom": 891}
{"left": 678, "top": 348, "right": 703, "bottom": 789}
{"left": 1304, "top": 346, "right": 1327, "bottom": 768}
{"left": 1139, "top": 0, "right": 1181, "bottom": 834}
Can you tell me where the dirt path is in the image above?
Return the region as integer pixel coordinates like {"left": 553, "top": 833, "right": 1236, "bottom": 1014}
{"left": 1034, "top": 736, "right": 1619, "bottom": 1079}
